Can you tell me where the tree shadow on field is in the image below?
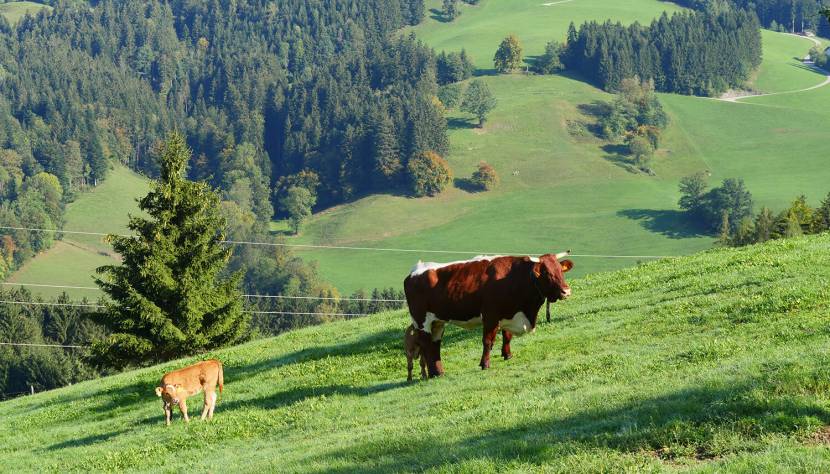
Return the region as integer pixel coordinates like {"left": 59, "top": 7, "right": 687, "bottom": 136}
{"left": 228, "top": 328, "right": 402, "bottom": 381}
{"left": 576, "top": 101, "right": 611, "bottom": 137}
{"left": 302, "top": 377, "right": 830, "bottom": 473}
{"left": 472, "top": 68, "right": 498, "bottom": 77}
{"left": 222, "top": 381, "right": 408, "bottom": 413}
{"left": 601, "top": 144, "right": 641, "bottom": 174}
{"left": 454, "top": 177, "right": 482, "bottom": 193}
{"left": 447, "top": 117, "right": 477, "bottom": 130}
{"left": 617, "top": 209, "right": 710, "bottom": 239}
{"left": 44, "top": 428, "right": 131, "bottom": 451}
{"left": 429, "top": 8, "right": 452, "bottom": 22}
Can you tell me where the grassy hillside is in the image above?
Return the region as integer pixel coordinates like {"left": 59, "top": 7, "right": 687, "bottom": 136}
{"left": 282, "top": 1, "right": 830, "bottom": 294}
{"left": 7, "top": 164, "right": 148, "bottom": 299}
{"left": 3, "top": 234, "right": 830, "bottom": 471}
{"left": 0, "top": 1, "right": 50, "bottom": 25}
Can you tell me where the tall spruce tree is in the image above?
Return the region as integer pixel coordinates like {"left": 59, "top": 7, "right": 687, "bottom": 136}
{"left": 92, "top": 133, "right": 247, "bottom": 369}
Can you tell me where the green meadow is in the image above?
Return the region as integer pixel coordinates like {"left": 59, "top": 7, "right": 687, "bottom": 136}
{"left": 7, "top": 0, "right": 830, "bottom": 300}
{"left": 0, "top": 1, "right": 50, "bottom": 25}
{"left": 6, "top": 164, "right": 148, "bottom": 299}
{"left": 3, "top": 234, "right": 830, "bottom": 471}
{"left": 282, "top": 1, "right": 830, "bottom": 294}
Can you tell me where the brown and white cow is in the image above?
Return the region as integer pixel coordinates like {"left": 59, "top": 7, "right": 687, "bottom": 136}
{"left": 404, "top": 252, "right": 573, "bottom": 377}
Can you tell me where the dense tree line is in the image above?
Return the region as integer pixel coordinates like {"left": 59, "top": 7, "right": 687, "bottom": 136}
{"left": 0, "top": 288, "right": 106, "bottom": 399}
{"left": 561, "top": 7, "right": 762, "bottom": 95}
{"left": 720, "top": 193, "right": 830, "bottom": 247}
{"left": 674, "top": 0, "right": 830, "bottom": 36}
{"left": 0, "top": 0, "right": 444, "bottom": 278}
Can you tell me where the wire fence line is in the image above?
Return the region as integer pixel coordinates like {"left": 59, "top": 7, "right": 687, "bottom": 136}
{"left": 0, "top": 299, "right": 375, "bottom": 315}
{"left": 1, "top": 282, "right": 408, "bottom": 303}
{"left": 0, "top": 341, "right": 90, "bottom": 349}
{"left": 0, "top": 225, "right": 675, "bottom": 259}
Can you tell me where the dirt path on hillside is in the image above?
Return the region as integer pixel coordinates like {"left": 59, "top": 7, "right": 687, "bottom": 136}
{"left": 718, "top": 33, "right": 830, "bottom": 103}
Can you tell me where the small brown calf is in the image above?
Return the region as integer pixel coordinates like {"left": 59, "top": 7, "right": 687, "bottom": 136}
{"left": 404, "top": 324, "right": 427, "bottom": 382}
{"left": 155, "top": 359, "right": 224, "bottom": 426}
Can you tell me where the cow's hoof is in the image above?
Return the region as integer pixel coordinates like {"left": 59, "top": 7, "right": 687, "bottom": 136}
{"left": 502, "top": 353, "right": 513, "bottom": 361}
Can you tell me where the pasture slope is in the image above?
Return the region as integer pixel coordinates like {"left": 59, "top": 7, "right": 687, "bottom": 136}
{"left": 3, "top": 234, "right": 830, "bottom": 472}
{"left": 287, "top": 0, "right": 830, "bottom": 294}
{"left": 0, "top": 1, "right": 50, "bottom": 25}
{"left": 6, "top": 164, "right": 149, "bottom": 299}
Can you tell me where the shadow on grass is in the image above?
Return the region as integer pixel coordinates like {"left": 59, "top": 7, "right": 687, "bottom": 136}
{"left": 228, "top": 328, "right": 403, "bottom": 382}
{"left": 448, "top": 117, "right": 477, "bottom": 130}
{"left": 222, "top": 381, "right": 409, "bottom": 412}
{"left": 304, "top": 378, "right": 830, "bottom": 472}
{"left": 617, "top": 209, "right": 710, "bottom": 239}
{"left": 44, "top": 428, "right": 131, "bottom": 451}
{"left": 428, "top": 8, "right": 452, "bottom": 22}
{"left": 454, "top": 177, "right": 483, "bottom": 193}
{"left": 473, "top": 68, "right": 498, "bottom": 77}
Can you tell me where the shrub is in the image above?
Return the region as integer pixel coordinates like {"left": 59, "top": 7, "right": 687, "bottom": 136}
{"left": 408, "top": 151, "right": 453, "bottom": 197}
{"left": 471, "top": 161, "right": 499, "bottom": 190}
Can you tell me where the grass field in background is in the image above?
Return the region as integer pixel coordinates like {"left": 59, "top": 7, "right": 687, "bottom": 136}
{"left": 6, "top": 0, "right": 829, "bottom": 300}
{"left": 286, "top": 8, "right": 829, "bottom": 293}
{"left": 6, "top": 165, "right": 148, "bottom": 299}
{"left": 3, "top": 235, "right": 830, "bottom": 471}
{"left": 0, "top": 1, "right": 49, "bottom": 25}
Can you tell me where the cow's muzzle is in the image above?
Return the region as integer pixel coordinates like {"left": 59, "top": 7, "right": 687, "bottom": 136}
{"left": 561, "top": 287, "right": 572, "bottom": 299}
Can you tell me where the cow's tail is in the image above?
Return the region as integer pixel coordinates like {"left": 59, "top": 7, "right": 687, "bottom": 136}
{"left": 218, "top": 361, "right": 224, "bottom": 400}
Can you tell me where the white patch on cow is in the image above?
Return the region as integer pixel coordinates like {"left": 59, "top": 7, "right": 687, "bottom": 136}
{"left": 423, "top": 312, "right": 439, "bottom": 334}
{"left": 499, "top": 312, "right": 535, "bottom": 336}
{"left": 448, "top": 316, "right": 483, "bottom": 329}
{"left": 409, "top": 255, "right": 503, "bottom": 277}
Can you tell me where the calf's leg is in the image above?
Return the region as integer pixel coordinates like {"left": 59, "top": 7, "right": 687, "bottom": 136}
{"left": 178, "top": 400, "right": 190, "bottom": 423}
{"left": 501, "top": 330, "right": 513, "bottom": 360}
{"left": 165, "top": 406, "right": 172, "bottom": 426}
{"left": 208, "top": 391, "right": 217, "bottom": 419}
{"left": 480, "top": 325, "right": 499, "bottom": 370}
{"left": 419, "top": 355, "right": 427, "bottom": 380}
{"left": 201, "top": 390, "right": 210, "bottom": 420}
{"left": 406, "top": 354, "right": 414, "bottom": 382}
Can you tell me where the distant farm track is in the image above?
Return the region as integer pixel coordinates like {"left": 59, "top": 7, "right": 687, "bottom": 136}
{"left": 720, "top": 33, "right": 830, "bottom": 103}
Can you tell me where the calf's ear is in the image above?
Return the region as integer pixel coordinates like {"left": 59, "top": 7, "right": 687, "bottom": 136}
{"left": 560, "top": 259, "right": 574, "bottom": 272}
{"left": 155, "top": 387, "right": 163, "bottom": 397}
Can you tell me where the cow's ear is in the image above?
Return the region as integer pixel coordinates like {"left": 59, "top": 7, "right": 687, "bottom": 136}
{"left": 532, "top": 262, "right": 542, "bottom": 278}
{"left": 155, "top": 387, "right": 163, "bottom": 397}
{"left": 560, "top": 259, "right": 574, "bottom": 272}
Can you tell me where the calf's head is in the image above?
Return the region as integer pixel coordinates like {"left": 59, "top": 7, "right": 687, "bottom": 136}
{"left": 533, "top": 251, "right": 574, "bottom": 301}
{"left": 155, "top": 384, "right": 183, "bottom": 406}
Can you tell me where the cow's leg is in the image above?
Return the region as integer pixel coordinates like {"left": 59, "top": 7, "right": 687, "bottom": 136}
{"left": 164, "top": 405, "right": 172, "bottom": 426}
{"left": 480, "top": 325, "right": 499, "bottom": 370}
{"left": 208, "top": 391, "right": 217, "bottom": 419}
{"left": 179, "top": 400, "right": 190, "bottom": 423}
{"left": 501, "top": 330, "right": 513, "bottom": 360}
{"left": 201, "top": 390, "right": 210, "bottom": 420}
{"left": 418, "top": 329, "right": 444, "bottom": 377}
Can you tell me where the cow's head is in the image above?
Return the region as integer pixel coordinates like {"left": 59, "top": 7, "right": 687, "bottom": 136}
{"left": 155, "top": 384, "right": 182, "bottom": 406}
{"left": 532, "top": 251, "right": 574, "bottom": 301}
